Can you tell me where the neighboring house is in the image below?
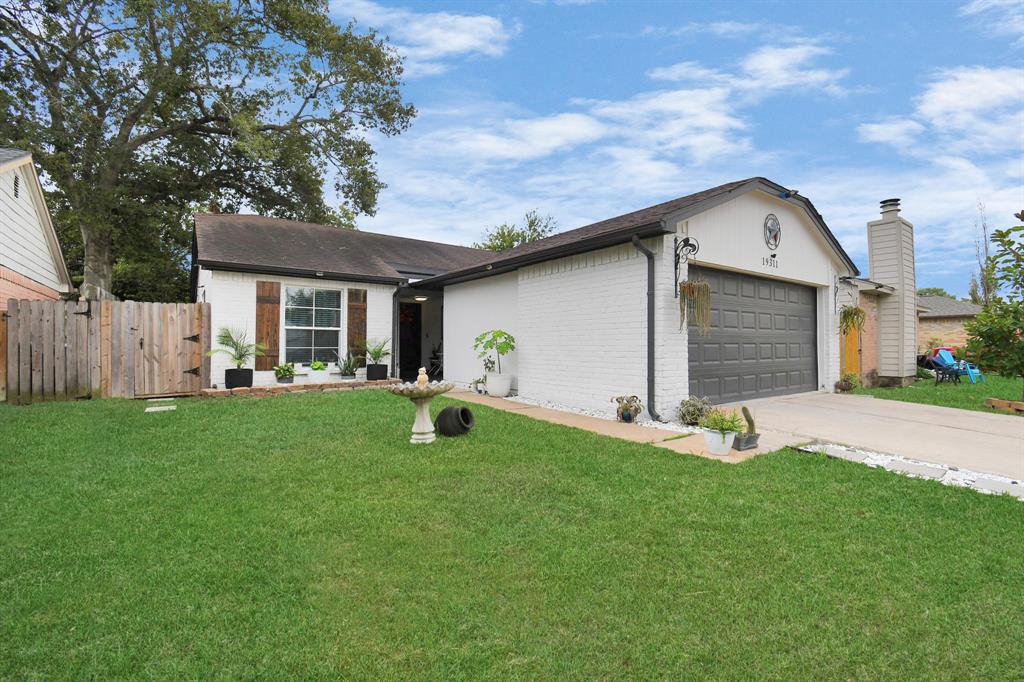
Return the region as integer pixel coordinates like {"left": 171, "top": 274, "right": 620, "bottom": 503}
{"left": 0, "top": 148, "right": 74, "bottom": 311}
{"left": 839, "top": 199, "right": 919, "bottom": 388}
{"left": 917, "top": 295, "right": 981, "bottom": 351}
{"left": 198, "top": 177, "right": 920, "bottom": 418}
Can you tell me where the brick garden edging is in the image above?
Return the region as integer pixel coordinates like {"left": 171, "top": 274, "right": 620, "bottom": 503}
{"left": 199, "top": 378, "right": 401, "bottom": 399}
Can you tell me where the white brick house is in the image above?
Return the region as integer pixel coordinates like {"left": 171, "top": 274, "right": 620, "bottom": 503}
{"left": 193, "top": 178, "right": 920, "bottom": 419}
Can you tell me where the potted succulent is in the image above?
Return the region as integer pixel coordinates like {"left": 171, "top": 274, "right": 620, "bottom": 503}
{"left": 207, "top": 327, "right": 264, "bottom": 389}
{"left": 273, "top": 362, "right": 295, "bottom": 384}
{"left": 473, "top": 329, "right": 516, "bottom": 397}
{"left": 733, "top": 406, "right": 760, "bottom": 450}
{"left": 337, "top": 352, "right": 360, "bottom": 380}
{"left": 677, "top": 395, "right": 712, "bottom": 426}
{"left": 364, "top": 338, "right": 391, "bottom": 381}
{"left": 612, "top": 395, "right": 643, "bottom": 423}
{"left": 308, "top": 360, "right": 330, "bottom": 383}
{"left": 699, "top": 408, "right": 744, "bottom": 456}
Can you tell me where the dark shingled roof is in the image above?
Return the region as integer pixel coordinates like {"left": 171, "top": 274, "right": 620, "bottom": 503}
{"left": 917, "top": 295, "right": 982, "bottom": 318}
{"left": 0, "top": 147, "right": 30, "bottom": 166}
{"left": 194, "top": 214, "right": 492, "bottom": 283}
{"left": 415, "top": 176, "right": 858, "bottom": 287}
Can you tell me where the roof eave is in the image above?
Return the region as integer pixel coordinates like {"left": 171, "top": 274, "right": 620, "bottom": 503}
{"left": 413, "top": 222, "right": 671, "bottom": 289}
{"left": 197, "top": 259, "right": 407, "bottom": 286}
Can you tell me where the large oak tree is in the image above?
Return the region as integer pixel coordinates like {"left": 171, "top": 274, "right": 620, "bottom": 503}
{"left": 0, "top": 0, "right": 414, "bottom": 299}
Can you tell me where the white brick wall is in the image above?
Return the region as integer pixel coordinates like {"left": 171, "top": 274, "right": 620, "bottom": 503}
{"left": 443, "top": 272, "right": 519, "bottom": 389}
{"left": 517, "top": 241, "right": 650, "bottom": 416}
{"left": 197, "top": 267, "right": 395, "bottom": 387}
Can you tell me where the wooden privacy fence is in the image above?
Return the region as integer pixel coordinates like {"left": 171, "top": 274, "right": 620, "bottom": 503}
{"left": 2, "top": 299, "right": 210, "bottom": 405}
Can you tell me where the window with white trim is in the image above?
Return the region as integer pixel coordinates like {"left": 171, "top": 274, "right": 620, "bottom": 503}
{"left": 284, "top": 286, "right": 342, "bottom": 364}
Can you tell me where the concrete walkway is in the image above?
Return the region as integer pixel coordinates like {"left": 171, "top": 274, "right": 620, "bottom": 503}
{"left": 447, "top": 390, "right": 804, "bottom": 463}
{"left": 721, "top": 392, "right": 1024, "bottom": 479}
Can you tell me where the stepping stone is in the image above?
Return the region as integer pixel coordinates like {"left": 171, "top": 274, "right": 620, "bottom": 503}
{"left": 972, "top": 479, "right": 1024, "bottom": 499}
{"left": 147, "top": 397, "right": 175, "bottom": 402}
{"left": 883, "top": 460, "right": 944, "bottom": 480}
{"left": 820, "top": 445, "right": 869, "bottom": 463}
{"left": 145, "top": 405, "right": 177, "bottom": 413}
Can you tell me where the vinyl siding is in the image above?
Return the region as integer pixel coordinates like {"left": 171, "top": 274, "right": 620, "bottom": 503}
{"left": 0, "top": 166, "right": 64, "bottom": 290}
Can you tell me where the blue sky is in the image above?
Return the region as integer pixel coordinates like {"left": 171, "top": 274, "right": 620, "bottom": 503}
{"left": 331, "top": 0, "right": 1023, "bottom": 296}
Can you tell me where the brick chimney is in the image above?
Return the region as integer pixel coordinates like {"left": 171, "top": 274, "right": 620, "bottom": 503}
{"left": 867, "top": 198, "right": 917, "bottom": 386}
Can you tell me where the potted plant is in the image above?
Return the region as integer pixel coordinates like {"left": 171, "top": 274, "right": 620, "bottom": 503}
{"left": 273, "top": 363, "right": 295, "bottom": 384}
{"left": 835, "top": 371, "right": 859, "bottom": 392}
{"left": 612, "top": 395, "right": 643, "bottom": 423}
{"left": 734, "top": 406, "right": 760, "bottom": 450}
{"left": 699, "top": 408, "right": 744, "bottom": 456}
{"left": 308, "top": 360, "right": 330, "bottom": 383}
{"left": 677, "top": 395, "right": 712, "bottom": 426}
{"left": 337, "top": 352, "right": 360, "bottom": 380}
{"left": 207, "top": 327, "right": 264, "bottom": 389}
{"left": 473, "top": 329, "right": 516, "bottom": 397}
{"left": 364, "top": 338, "right": 391, "bottom": 380}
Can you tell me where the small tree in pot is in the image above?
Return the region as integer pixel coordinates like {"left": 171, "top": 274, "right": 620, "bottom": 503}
{"left": 473, "top": 329, "right": 516, "bottom": 397}
{"left": 363, "top": 338, "right": 391, "bottom": 380}
{"left": 337, "top": 352, "right": 361, "bottom": 380}
{"left": 207, "top": 328, "right": 264, "bottom": 389}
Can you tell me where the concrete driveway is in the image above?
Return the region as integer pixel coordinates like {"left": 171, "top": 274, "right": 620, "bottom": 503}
{"left": 722, "top": 392, "right": 1024, "bottom": 479}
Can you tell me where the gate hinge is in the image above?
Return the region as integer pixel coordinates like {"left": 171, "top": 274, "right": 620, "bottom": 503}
{"left": 184, "top": 366, "right": 201, "bottom": 376}
{"left": 183, "top": 333, "right": 200, "bottom": 343}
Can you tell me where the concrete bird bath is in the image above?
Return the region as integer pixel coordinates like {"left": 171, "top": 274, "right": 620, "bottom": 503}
{"left": 388, "top": 368, "right": 453, "bottom": 444}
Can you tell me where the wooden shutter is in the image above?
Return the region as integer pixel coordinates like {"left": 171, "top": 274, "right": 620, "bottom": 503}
{"left": 347, "top": 288, "right": 367, "bottom": 365}
{"left": 255, "top": 281, "right": 280, "bottom": 370}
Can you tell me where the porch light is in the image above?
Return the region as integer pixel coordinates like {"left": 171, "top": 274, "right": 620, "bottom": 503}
{"left": 414, "top": 296, "right": 428, "bottom": 302}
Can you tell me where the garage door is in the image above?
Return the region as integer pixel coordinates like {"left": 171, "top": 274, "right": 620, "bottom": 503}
{"left": 688, "top": 266, "right": 817, "bottom": 404}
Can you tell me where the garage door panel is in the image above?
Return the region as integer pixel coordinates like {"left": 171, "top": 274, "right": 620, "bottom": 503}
{"left": 689, "top": 266, "right": 818, "bottom": 404}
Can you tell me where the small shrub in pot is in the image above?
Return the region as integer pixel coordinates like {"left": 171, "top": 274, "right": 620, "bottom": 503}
{"left": 678, "top": 395, "right": 712, "bottom": 425}
{"left": 363, "top": 338, "right": 391, "bottom": 380}
{"left": 699, "top": 408, "right": 744, "bottom": 456}
{"left": 207, "top": 327, "right": 264, "bottom": 389}
{"left": 273, "top": 363, "right": 295, "bottom": 384}
{"left": 611, "top": 395, "right": 643, "bottom": 423}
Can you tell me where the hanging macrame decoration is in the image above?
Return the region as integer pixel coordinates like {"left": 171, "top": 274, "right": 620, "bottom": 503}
{"left": 678, "top": 279, "right": 711, "bottom": 334}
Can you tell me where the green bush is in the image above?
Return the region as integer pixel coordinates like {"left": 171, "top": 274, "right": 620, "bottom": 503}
{"left": 699, "top": 408, "right": 744, "bottom": 433}
{"left": 677, "top": 395, "right": 712, "bottom": 425}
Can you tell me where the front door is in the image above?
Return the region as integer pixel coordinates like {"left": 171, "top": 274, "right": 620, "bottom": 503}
{"left": 398, "top": 302, "right": 422, "bottom": 382}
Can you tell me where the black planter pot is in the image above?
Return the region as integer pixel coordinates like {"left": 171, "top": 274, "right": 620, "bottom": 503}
{"left": 224, "top": 368, "right": 253, "bottom": 389}
{"left": 734, "top": 433, "right": 760, "bottom": 451}
{"left": 366, "top": 364, "right": 388, "bottom": 381}
{"left": 435, "top": 406, "right": 475, "bottom": 437}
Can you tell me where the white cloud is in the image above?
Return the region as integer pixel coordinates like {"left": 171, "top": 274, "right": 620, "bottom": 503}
{"left": 641, "top": 21, "right": 766, "bottom": 39}
{"left": 332, "top": 0, "right": 518, "bottom": 76}
{"left": 418, "top": 112, "right": 607, "bottom": 162}
{"left": 646, "top": 41, "right": 851, "bottom": 97}
{"left": 859, "top": 66, "right": 1024, "bottom": 156}
{"left": 960, "top": 0, "right": 1024, "bottom": 47}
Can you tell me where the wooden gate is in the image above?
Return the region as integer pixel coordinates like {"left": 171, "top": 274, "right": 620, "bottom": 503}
{"left": 4, "top": 299, "right": 210, "bottom": 404}
{"left": 841, "top": 327, "right": 860, "bottom": 377}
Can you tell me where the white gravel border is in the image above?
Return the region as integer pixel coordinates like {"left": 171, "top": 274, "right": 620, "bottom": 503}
{"left": 799, "top": 443, "right": 1023, "bottom": 500}
{"left": 504, "top": 394, "right": 701, "bottom": 434}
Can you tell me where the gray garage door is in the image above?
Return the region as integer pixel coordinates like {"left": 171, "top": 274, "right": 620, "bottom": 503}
{"left": 688, "top": 266, "right": 817, "bottom": 404}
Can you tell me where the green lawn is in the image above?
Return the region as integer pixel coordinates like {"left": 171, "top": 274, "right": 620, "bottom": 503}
{"left": 854, "top": 373, "right": 1024, "bottom": 413}
{"left": 2, "top": 391, "right": 1022, "bottom": 679}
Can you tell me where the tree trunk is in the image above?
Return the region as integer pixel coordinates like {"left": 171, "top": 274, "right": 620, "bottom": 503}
{"left": 80, "top": 223, "right": 115, "bottom": 300}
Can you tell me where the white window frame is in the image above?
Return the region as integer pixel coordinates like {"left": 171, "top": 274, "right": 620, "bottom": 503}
{"left": 282, "top": 285, "right": 344, "bottom": 366}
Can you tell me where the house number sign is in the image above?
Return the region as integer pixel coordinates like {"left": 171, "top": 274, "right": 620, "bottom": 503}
{"left": 762, "top": 214, "right": 781, "bottom": 269}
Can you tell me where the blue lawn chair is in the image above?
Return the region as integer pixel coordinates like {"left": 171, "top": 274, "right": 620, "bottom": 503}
{"left": 936, "top": 349, "right": 985, "bottom": 384}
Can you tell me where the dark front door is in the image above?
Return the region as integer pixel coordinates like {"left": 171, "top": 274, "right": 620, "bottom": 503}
{"left": 688, "top": 265, "right": 818, "bottom": 404}
{"left": 398, "top": 302, "right": 422, "bottom": 382}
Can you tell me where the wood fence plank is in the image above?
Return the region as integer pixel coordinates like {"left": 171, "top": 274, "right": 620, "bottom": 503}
{"left": 41, "top": 302, "right": 54, "bottom": 400}
{"left": 124, "top": 302, "right": 135, "bottom": 399}
{"left": 111, "top": 302, "right": 124, "bottom": 397}
{"left": 17, "top": 300, "right": 31, "bottom": 404}
{"left": 100, "top": 301, "right": 113, "bottom": 397}
{"left": 65, "top": 301, "right": 78, "bottom": 398}
{"left": 200, "top": 303, "right": 211, "bottom": 390}
{"left": 133, "top": 302, "right": 144, "bottom": 398}
{"left": 53, "top": 302, "right": 67, "bottom": 399}
{"left": 178, "top": 303, "right": 189, "bottom": 394}
{"left": 87, "top": 300, "right": 100, "bottom": 398}
{"left": 6, "top": 300, "right": 19, "bottom": 405}
{"left": 29, "top": 301, "right": 43, "bottom": 402}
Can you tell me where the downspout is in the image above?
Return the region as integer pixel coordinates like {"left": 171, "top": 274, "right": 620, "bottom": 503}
{"left": 631, "top": 235, "right": 663, "bottom": 421}
{"left": 391, "top": 287, "right": 401, "bottom": 378}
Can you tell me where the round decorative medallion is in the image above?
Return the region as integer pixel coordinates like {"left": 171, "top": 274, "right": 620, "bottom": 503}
{"left": 763, "top": 214, "right": 781, "bottom": 250}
